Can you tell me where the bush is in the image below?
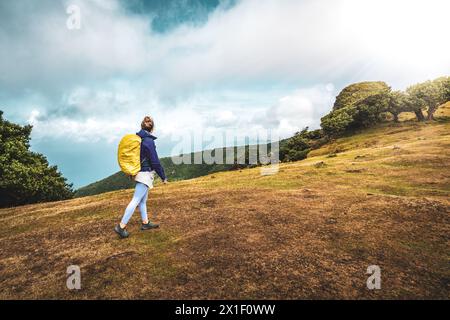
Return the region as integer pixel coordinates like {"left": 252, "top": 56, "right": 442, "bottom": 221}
{"left": 280, "top": 128, "right": 325, "bottom": 162}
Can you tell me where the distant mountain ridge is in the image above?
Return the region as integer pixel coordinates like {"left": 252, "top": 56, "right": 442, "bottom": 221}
{"left": 74, "top": 143, "right": 282, "bottom": 197}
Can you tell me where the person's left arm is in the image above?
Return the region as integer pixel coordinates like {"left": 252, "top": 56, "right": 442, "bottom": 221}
{"left": 143, "top": 139, "right": 167, "bottom": 181}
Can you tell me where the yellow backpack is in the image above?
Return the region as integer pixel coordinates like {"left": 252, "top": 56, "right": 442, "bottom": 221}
{"left": 118, "top": 134, "right": 142, "bottom": 176}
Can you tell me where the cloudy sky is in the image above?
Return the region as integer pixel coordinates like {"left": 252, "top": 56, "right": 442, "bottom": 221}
{"left": 1, "top": 0, "right": 449, "bottom": 188}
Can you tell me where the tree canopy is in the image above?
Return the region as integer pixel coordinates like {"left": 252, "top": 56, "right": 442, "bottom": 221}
{"left": 320, "top": 77, "right": 450, "bottom": 137}
{"left": 385, "top": 91, "right": 406, "bottom": 122}
{"left": 0, "top": 111, "right": 73, "bottom": 207}
{"left": 321, "top": 82, "right": 391, "bottom": 137}
{"left": 333, "top": 81, "right": 391, "bottom": 111}
{"left": 407, "top": 76, "right": 450, "bottom": 120}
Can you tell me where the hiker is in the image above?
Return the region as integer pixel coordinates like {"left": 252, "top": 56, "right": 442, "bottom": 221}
{"left": 114, "top": 116, "right": 168, "bottom": 239}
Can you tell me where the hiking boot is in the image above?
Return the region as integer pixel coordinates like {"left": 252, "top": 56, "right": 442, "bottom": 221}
{"left": 114, "top": 224, "right": 129, "bottom": 238}
{"left": 141, "top": 221, "right": 159, "bottom": 230}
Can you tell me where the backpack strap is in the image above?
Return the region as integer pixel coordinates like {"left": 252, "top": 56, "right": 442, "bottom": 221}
{"left": 139, "top": 134, "right": 151, "bottom": 167}
{"left": 140, "top": 141, "right": 149, "bottom": 166}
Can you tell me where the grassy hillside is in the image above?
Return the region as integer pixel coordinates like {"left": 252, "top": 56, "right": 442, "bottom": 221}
{"left": 0, "top": 106, "right": 449, "bottom": 299}
{"left": 74, "top": 171, "right": 136, "bottom": 197}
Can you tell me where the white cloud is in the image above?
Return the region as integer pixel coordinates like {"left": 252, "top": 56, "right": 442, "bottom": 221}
{"left": 3, "top": 0, "right": 450, "bottom": 187}
{"left": 27, "top": 83, "right": 335, "bottom": 146}
{"left": 29, "top": 114, "right": 134, "bottom": 143}
{"left": 3, "top": 0, "right": 449, "bottom": 95}
{"left": 251, "top": 84, "right": 336, "bottom": 138}
{"left": 9, "top": 0, "right": 447, "bottom": 143}
{"left": 27, "top": 110, "right": 40, "bottom": 125}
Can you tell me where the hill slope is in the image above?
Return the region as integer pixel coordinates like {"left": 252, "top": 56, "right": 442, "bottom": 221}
{"left": 75, "top": 145, "right": 266, "bottom": 198}
{"left": 0, "top": 108, "right": 449, "bottom": 299}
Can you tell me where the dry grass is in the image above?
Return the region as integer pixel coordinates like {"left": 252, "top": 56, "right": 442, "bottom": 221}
{"left": 0, "top": 105, "right": 449, "bottom": 299}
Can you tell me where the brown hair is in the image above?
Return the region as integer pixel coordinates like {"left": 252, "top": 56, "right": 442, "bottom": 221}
{"left": 141, "top": 116, "right": 154, "bottom": 132}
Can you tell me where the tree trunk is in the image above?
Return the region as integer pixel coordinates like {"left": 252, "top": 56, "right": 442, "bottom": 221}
{"left": 0, "top": 190, "right": 20, "bottom": 208}
{"left": 393, "top": 113, "right": 399, "bottom": 122}
{"left": 414, "top": 109, "right": 425, "bottom": 122}
{"left": 427, "top": 106, "right": 436, "bottom": 121}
